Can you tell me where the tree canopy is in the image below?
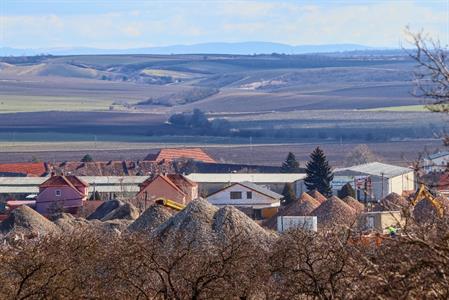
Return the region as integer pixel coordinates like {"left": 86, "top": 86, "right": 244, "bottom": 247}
{"left": 280, "top": 152, "right": 300, "bottom": 173}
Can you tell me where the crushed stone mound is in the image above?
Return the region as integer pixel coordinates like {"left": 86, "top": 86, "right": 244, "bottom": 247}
{"left": 308, "top": 190, "right": 327, "bottom": 203}
{"left": 101, "top": 203, "right": 140, "bottom": 221}
{"left": 154, "top": 198, "right": 218, "bottom": 245}
{"left": 376, "top": 193, "right": 409, "bottom": 211}
{"left": 298, "top": 192, "right": 316, "bottom": 204}
{"left": 87, "top": 200, "right": 123, "bottom": 220}
{"left": 0, "top": 205, "right": 59, "bottom": 237}
{"left": 128, "top": 204, "right": 173, "bottom": 233}
{"left": 50, "top": 213, "right": 91, "bottom": 232}
{"left": 213, "top": 206, "right": 276, "bottom": 247}
{"left": 310, "top": 196, "right": 357, "bottom": 228}
{"left": 413, "top": 195, "right": 449, "bottom": 223}
{"left": 342, "top": 196, "right": 365, "bottom": 214}
{"left": 154, "top": 198, "right": 275, "bottom": 249}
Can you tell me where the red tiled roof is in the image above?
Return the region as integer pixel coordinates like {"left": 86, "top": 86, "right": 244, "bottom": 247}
{"left": 147, "top": 148, "right": 216, "bottom": 163}
{"left": 40, "top": 175, "right": 88, "bottom": 196}
{"left": 0, "top": 162, "right": 48, "bottom": 177}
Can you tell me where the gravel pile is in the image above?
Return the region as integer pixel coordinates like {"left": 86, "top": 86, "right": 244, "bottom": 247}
{"left": 213, "top": 206, "right": 276, "bottom": 247}
{"left": 310, "top": 196, "right": 357, "bottom": 228}
{"left": 413, "top": 195, "right": 449, "bottom": 223}
{"left": 308, "top": 190, "right": 327, "bottom": 203}
{"left": 101, "top": 203, "right": 140, "bottom": 221}
{"left": 154, "top": 198, "right": 275, "bottom": 248}
{"left": 0, "top": 205, "right": 59, "bottom": 237}
{"left": 87, "top": 200, "right": 122, "bottom": 220}
{"left": 50, "top": 213, "right": 91, "bottom": 232}
{"left": 376, "top": 193, "right": 409, "bottom": 211}
{"left": 342, "top": 196, "right": 365, "bottom": 214}
{"left": 128, "top": 204, "right": 173, "bottom": 233}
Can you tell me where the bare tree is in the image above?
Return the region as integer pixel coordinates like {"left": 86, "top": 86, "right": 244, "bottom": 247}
{"left": 344, "top": 144, "right": 382, "bottom": 167}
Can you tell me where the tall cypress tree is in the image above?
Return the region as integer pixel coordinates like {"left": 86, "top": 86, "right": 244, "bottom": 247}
{"left": 304, "top": 147, "right": 334, "bottom": 197}
{"left": 280, "top": 152, "right": 300, "bottom": 173}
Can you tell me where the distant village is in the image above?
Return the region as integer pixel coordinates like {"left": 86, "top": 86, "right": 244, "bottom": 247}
{"left": 1, "top": 146, "right": 447, "bottom": 235}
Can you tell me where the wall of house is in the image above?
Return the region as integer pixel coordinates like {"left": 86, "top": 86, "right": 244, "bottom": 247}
{"left": 423, "top": 156, "right": 449, "bottom": 173}
{"left": 36, "top": 186, "right": 85, "bottom": 214}
{"left": 207, "top": 184, "right": 278, "bottom": 207}
{"left": 200, "top": 182, "right": 287, "bottom": 198}
{"left": 138, "top": 176, "right": 185, "bottom": 204}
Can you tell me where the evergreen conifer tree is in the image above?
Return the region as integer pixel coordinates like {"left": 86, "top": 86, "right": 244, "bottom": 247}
{"left": 304, "top": 147, "right": 334, "bottom": 197}
{"left": 337, "top": 183, "right": 356, "bottom": 199}
{"left": 280, "top": 152, "right": 300, "bottom": 173}
{"left": 281, "top": 183, "right": 296, "bottom": 205}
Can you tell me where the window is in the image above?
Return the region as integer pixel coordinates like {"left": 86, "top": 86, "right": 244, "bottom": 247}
{"left": 230, "top": 191, "right": 242, "bottom": 199}
{"left": 55, "top": 190, "right": 61, "bottom": 197}
{"left": 246, "top": 191, "right": 252, "bottom": 199}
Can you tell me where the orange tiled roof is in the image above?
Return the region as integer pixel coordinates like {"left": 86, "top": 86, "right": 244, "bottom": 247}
{"left": 148, "top": 148, "right": 216, "bottom": 163}
{"left": 0, "top": 162, "right": 48, "bottom": 177}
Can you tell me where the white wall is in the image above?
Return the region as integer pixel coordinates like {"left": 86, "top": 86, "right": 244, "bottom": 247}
{"left": 207, "top": 184, "right": 279, "bottom": 207}
{"left": 423, "top": 156, "right": 449, "bottom": 173}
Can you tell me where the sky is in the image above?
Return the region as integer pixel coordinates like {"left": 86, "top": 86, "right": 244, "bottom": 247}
{"left": 1, "top": 0, "right": 448, "bottom": 49}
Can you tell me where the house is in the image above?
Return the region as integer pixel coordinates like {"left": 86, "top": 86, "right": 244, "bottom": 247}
{"left": 36, "top": 175, "right": 89, "bottom": 215}
{"left": 207, "top": 181, "right": 281, "bottom": 220}
{"left": 422, "top": 151, "right": 449, "bottom": 173}
{"left": 331, "top": 162, "right": 415, "bottom": 201}
{"left": 186, "top": 173, "right": 306, "bottom": 196}
{"left": 0, "top": 162, "right": 49, "bottom": 177}
{"left": 359, "top": 211, "right": 404, "bottom": 234}
{"left": 134, "top": 174, "right": 198, "bottom": 208}
{"left": 144, "top": 148, "right": 216, "bottom": 163}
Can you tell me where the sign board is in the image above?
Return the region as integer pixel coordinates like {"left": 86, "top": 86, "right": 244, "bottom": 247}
{"left": 332, "top": 176, "right": 355, "bottom": 190}
{"left": 277, "top": 216, "right": 318, "bottom": 232}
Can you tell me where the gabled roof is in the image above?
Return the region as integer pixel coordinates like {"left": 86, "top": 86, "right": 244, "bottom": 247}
{"left": 137, "top": 174, "right": 187, "bottom": 197}
{"left": 0, "top": 162, "right": 48, "bottom": 177}
{"left": 335, "top": 162, "right": 413, "bottom": 178}
{"left": 428, "top": 151, "right": 449, "bottom": 160}
{"left": 145, "top": 148, "right": 216, "bottom": 163}
{"left": 39, "top": 175, "right": 88, "bottom": 196}
{"left": 208, "top": 181, "right": 282, "bottom": 199}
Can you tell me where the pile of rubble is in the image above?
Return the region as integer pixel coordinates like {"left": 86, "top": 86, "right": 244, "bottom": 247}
{"left": 128, "top": 205, "right": 173, "bottom": 232}
{"left": 413, "top": 195, "right": 449, "bottom": 223}
{"left": 342, "top": 196, "right": 365, "bottom": 214}
{"left": 375, "top": 193, "right": 409, "bottom": 211}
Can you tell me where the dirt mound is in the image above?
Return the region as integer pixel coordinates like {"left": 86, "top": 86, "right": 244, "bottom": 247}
{"left": 310, "top": 196, "right": 357, "bottom": 228}
{"left": 413, "top": 195, "right": 449, "bottom": 223}
{"left": 298, "top": 192, "right": 316, "bottom": 204}
{"left": 101, "top": 203, "right": 140, "bottom": 221}
{"left": 376, "top": 193, "right": 409, "bottom": 211}
{"left": 308, "top": 190, "right": 327, "bottom": 203}
{"left": 0, "top": 206, "right": 59, "bottom": 237}
{"left": 87, "top": 200, "right": 123, "bottom": 220}
{"left": 213, "top": 206, "right": 276, "bottom": 247}
{"left": 128, "top": 205, "right": 173, "bottom": 233}
{"left": 342, "top": 196, "right": 365, "bottom": 214}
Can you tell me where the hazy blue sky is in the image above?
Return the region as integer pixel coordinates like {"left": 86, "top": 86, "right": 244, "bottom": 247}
{"left": 1, "top": 0, "right": 448, "bottom": 48}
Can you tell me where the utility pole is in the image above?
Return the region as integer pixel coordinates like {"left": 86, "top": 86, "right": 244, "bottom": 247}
{"left": 381, "top": 172, "right": 385, "bottom": 199}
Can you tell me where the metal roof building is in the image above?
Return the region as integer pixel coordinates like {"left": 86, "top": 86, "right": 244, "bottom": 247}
{"left": 186, "top": 173, "right": 305, "bottom": 184}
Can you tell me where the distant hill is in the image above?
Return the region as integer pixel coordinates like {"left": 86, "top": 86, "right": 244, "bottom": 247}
{"left": 0, "top": 42, "right": 387, "bottom": 56}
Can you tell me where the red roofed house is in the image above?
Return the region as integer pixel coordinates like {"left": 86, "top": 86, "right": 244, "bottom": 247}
{"left": 0, "top": 162, "right": 48, "bottom": 177}
{"left": 145, "top": 148, "right": 216, "bottom": 163}
{"left": 36, "top": 175, "right": 89, "bottom": 215}
{"left": 135, "top": 174, "right": 198, "bottom": 207}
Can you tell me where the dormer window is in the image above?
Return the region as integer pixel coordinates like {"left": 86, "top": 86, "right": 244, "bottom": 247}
{"left": 55, "top": 190, "right": 61, "bottom": 197}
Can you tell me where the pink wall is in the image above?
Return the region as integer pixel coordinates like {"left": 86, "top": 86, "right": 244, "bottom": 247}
{"left": 36, "top": 186, "right": 86, "bottom": 214}
{"left": 138, "top": 176, "right": 186, "bottom": 204}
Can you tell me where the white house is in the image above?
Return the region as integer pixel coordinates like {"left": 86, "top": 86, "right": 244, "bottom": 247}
{"left": 332, "top": 162, "right": 415, "bottom": 201}
{"left": 207, "top": 181, "right": 282, "bottom": 220}
{"left": 422, "top": 151, "right": 449, "bottom": 173}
